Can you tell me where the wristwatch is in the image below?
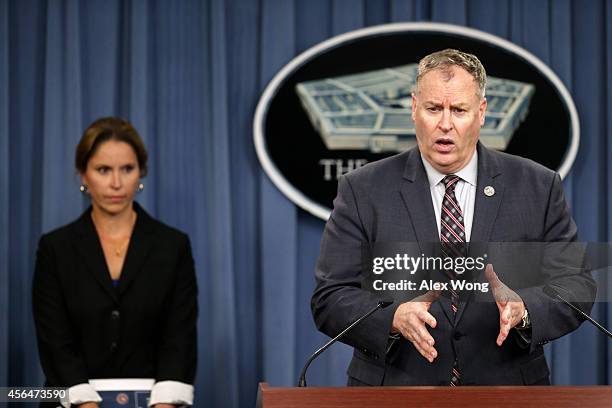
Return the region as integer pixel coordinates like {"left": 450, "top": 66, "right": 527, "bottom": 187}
{"left": 517, "top": 308, "right": 531, "bottom": 329}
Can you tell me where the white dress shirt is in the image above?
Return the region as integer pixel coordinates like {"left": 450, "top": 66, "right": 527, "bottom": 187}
{"left": 420, "top": 150, "right": 478, "bottom": 241}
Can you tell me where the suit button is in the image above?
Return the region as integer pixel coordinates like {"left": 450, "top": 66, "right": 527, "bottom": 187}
{"left": 111, "top": 310, "right": 120, "bottom": 319}
{"left": 454, "top": 331, "right": 464, "bottom": 340}
{"left": 110, "top": 341, "right": 118, "bottom": 351}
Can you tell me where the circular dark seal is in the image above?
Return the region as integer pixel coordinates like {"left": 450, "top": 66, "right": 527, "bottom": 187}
{"left": 254, "top": 22, "right": 578, "bottom": 220}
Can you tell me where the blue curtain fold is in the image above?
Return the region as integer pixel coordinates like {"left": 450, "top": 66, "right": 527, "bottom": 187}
{"left": 259, "top": 0, "right": 299, "bottom": 391}
{"left": 0, "top": 0, "right": 9, "bottom": 391}
{"left": 1, "top": 0, "right": 611, "bottom": 406}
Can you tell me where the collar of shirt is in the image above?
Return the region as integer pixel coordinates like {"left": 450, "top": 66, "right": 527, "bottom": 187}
{"left": 420, "top": 149, "right": 478, "bottom": 188}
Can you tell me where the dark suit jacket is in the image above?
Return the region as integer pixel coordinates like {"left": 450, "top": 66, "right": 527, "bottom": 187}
{"left": 312, "top": 143, "right": 596, "bottom": 386}
{"left": 32, "top": 202, "right": 197, "bottom": 388}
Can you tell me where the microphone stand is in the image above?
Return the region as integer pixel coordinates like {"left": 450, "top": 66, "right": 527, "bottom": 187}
{"left": 298, "top": 300, "right": 393, "bottom": 387}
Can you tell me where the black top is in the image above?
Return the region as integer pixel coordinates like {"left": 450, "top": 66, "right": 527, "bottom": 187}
{"left": 32, "top": 202, "right": 198, "bottom": 386}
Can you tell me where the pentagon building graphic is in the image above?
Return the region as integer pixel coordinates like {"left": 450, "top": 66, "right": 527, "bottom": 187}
{"left": 295, "top": 64, "right": 535, "bottom": 152}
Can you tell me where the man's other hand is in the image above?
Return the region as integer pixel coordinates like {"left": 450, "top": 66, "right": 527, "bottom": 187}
{"left": 485, "top": 264, "right": 526, "bottom": 346}
{"left": 392, "top": 291, "right": 440, "bottom": 362}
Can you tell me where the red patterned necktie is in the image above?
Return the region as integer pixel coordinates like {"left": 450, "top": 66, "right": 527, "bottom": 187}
{"left": 440, "top": 174, "right": 464, "bottom": 386}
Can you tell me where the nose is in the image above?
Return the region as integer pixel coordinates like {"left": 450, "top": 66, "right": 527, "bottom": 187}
{"left": 438, "top": 109, "right": 453, "bottom": 133}
{"left": 110, "top": 171, "right": 122, "bottom": 189}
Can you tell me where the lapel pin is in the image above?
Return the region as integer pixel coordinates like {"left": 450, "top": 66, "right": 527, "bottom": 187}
{"left": 484, "top": 186, "right": 495, "bottom": 197}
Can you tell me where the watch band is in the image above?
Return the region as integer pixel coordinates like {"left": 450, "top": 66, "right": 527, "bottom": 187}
{"left": 517, "top": 308, "right": 531, "bottom": 329}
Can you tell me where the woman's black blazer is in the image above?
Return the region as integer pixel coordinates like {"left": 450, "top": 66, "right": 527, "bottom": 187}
{"left": 32, "top": 202, "right": 198, "bottom": 387}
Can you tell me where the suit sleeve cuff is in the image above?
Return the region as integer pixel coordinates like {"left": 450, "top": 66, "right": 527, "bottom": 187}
{"left": 513, "top": 326, "right": 533, "bottom": 348}
{"left": 148, "top": 381, "right": 194, "bottom": 407}
{"left": 62, "top": 383, "right": 102, "bottom": 407}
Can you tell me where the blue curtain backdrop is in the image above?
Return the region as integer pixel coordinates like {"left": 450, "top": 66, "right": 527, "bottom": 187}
{"left": 1, "top": 0, "right": 611, "bottom": 406}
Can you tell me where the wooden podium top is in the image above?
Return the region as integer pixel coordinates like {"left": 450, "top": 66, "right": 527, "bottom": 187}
{"left": 257, "top": 382, "right": 612, "bottom": 408}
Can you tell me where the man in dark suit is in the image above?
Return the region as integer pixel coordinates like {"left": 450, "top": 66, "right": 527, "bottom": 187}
{"left": 311, "top": 49, "right": 596, "bottom": 386}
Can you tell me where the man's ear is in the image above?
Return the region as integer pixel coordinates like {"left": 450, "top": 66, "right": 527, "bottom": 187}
{"left": 411, "top": 92, "right": 417, "bottom": 122}
{"left": 479, "top": 97, "right": 487, "bottom": 126}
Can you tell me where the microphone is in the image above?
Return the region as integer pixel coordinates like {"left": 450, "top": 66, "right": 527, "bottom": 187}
{"left": 298, "top": 300, "right": 393, "bottom": 387}
{"left": 543, "top": 285, "right": 612, "bottom": 338}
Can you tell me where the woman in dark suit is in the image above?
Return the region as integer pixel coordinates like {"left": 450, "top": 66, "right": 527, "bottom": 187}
{"left": 32, "top": 117, "right": 197, "bottom": 407}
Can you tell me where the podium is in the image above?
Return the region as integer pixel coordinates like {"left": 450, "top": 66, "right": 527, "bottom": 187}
{"left": 256, "top": 382, "right": 612, "bottom": 408}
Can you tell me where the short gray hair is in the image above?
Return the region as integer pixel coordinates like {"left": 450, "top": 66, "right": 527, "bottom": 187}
{"left": 415, "top": 49, "right": 487, "bottom": 98}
